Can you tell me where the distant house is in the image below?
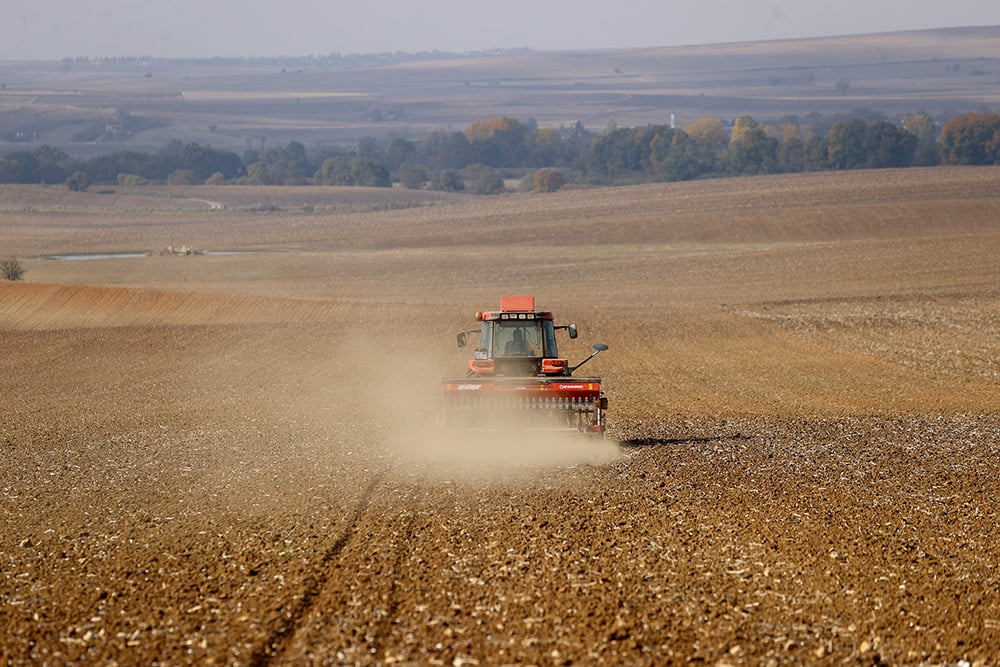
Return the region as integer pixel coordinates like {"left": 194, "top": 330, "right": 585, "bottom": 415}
{"left": 105, "top": 113, "right": 126, "bottom": 136}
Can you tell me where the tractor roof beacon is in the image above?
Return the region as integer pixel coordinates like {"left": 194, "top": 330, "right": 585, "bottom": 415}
{"left": 441, "top": 296, "right": 609, "bottom": 435}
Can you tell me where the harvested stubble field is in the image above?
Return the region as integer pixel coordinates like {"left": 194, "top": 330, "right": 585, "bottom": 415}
{"left": 2, "top": 167, "right": 1000, "bottom": 665}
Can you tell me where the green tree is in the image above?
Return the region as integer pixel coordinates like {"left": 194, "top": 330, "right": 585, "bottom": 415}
{"left": 33, "top": 145, "right": 74, "bottom": 183}
{"left": 779, "top": 137, "right": 806, "bottom": 173}
{"left": 587, "top": 127, "right": 643, "bottom": 179}
{"left": 530, "top": 128, "right": 565, "bottom": 167}
{"left": 728, "top": 116, "right": 778, "bottom": 175}
{"left": 903, "top": 113, "right": 939, "bottom": 166}
{"left": 658, "top": 130, "right": 701, "bottom": 181}
{"left": 247, "top": 142, "right": 311, "bottom": 185}
{"left": 348, "top": 156, "right": 391, "bottom": 187}
{"left": 314, "top": 155, "right": 390, "bottom": 187}
{"left": 386, "top": 138, "right": 417, "bottom": 171}
{"left": 398, "top": 162, "right": 426, "bottom": 189}
{"left": 180, "top": 142, "right": 242, "bottom": 180}
{"left": 863, "top": 121, "right": 917, "bottom": 168}
{"left": 419, "top": 131, "right": 471, "bottom": 171}
{"left": 804, "top": 136, "right": 829, "bottom": 171}
{"left": 826, "top": 119, "right": 869, "bottom": 170}
{"left": 244, "top": 161, "right": 273, "bottom": 185}
{"left": 588, "top": 126, "right": 668, "bottom": 180}
{"left": 0, "top": 151, "right": 39, "bottom": 183}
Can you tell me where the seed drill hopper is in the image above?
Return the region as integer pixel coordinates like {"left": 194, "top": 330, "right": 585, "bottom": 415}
{"left": 441, "top": 296, "right": 609, "bottom": 434}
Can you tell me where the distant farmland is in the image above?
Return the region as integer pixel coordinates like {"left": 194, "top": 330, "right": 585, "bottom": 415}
{"left": 1, "top": 25, "right": 998, "bottom": 156}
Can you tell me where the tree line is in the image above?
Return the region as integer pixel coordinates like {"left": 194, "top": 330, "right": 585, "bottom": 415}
{"left": 1, "top": 111, "right": 999, "bottom": 193}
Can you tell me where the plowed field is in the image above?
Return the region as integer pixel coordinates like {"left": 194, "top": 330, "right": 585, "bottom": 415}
{"left": 2, "top": 168, "right": 1000, "bottom": 665}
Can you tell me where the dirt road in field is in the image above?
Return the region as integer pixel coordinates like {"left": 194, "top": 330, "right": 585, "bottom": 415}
{"left": 2, "top": 169, "right": 1000, "bottom": 664}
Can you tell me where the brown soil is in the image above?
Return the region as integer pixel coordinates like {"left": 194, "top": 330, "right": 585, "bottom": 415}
{"left": 2, "top": 167, "right": 1000, "bottom": 665}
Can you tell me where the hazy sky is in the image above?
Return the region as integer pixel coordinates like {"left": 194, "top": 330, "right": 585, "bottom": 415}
{"left": 4, "top": 0, "right": 1000, "bottom": 60}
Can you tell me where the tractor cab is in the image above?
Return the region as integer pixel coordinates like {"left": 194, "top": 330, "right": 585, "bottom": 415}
{"left": 457, "top": 296, "right": 580, "bottom": 377}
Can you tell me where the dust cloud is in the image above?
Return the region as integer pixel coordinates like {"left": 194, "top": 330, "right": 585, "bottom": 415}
{"left": 325, "top": 334, "right": 623, "bottom": 483}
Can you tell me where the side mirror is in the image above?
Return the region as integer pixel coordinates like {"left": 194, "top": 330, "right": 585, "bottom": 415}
{"left": 568, "top": 324, "right": 578, "bottom": 339}
{"left": 457, "top": 332, "right": 467, "bottom": 348}
{"left": 592, "top": 343, "right": 609, "bottom": 352}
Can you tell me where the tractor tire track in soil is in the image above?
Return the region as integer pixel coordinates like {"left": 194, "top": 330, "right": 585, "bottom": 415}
{"left": 269, "top": 469, "right": 441, "bottom": 665}
{"left": 248, "top": 464, "right": 396, "bottom": 666}
{"left": 358, "top": 480, "right": 423, "bottom": 661}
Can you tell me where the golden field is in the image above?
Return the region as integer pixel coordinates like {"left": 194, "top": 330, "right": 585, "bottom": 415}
{"left": 2, "top": 167, "right": 1000, "bottom": 664}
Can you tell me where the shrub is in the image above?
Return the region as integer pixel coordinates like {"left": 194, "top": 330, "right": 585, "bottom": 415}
{"left": 117, "top": 173, "right": 147, "bottom": 186}
{"left": 65, "top": 171, "right": 90, "bottom": 192}
{"left": 533, "top": 168, "right": 565, "bottom": 192}
{"left": 467, "top": 165, "right": 505, "bottom": 195}
{"left": 1, "top": 257, "right": 25, "bottom": 281}
{"left": 167, "top": 169, "right": 199, "bottom": 185}
{"left": 432, "top": 171, "right": 464, "bottom": 192}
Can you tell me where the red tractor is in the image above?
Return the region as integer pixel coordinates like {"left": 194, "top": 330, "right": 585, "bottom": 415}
{"left": 441, "top": 296, "right": 609, "bottom": 434}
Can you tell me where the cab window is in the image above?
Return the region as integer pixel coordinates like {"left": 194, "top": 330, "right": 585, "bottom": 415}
{"left": 496, "top": 321, "right": 543, "bottom": 357}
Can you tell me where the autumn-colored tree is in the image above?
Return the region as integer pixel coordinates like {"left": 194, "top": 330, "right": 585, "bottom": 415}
{"left": 939, "top": 112, "right": 1000, "bottom": 165}
{"left": 683, "top": 117, "right": 728, "bottom": 175}
{"left": 465, "top": 117, "right": 531, "bottom": 167}
{"left": 465, "top": 117, "right": 514, "bottom": 142}
{"left": 533, "top": 168, "right": 564, "bottom": 192}
{"left": 779, "top": 123, "right": 802, "bottom": 144}
{"left": 685, "top": 117, "right": 727, "bottom": 147}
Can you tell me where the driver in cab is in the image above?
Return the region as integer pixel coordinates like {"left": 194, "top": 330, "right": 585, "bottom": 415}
{"left": 504, "top": 328, "right": 533, "bottom": 356}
